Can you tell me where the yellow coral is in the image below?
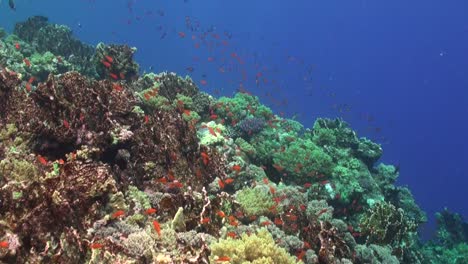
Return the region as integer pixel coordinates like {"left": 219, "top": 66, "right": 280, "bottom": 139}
{"left": 210, "top": 228, "right": 300, "bottom": 264}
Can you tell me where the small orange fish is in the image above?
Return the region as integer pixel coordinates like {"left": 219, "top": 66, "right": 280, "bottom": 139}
{"left": 210, "top": 114, "right": 218, "bottom": 120}
{"left": 178, "top": 32, "right": 186, "bottom": 38}
{"left": 263, "top": 178, "right": 269, "bottom": 184}
{"left": 208, "top": 127, "right": 217, "bottom": 136}
{"left": 269, "top": 186, "right": 276, "bottom": 195}
{"left": 272, "top": 164, "right": 284, "bottom": 172}
{"left": 145, "top": 208, "right": 157, "bottom": 215}
{"left": 119, "top": 72, "right": 125, "bottom": 79}
{"left": 113, "top": 83, "right": 123, "bottom": 91}
{"left": 303, "top": 182, "right": 312, "bottom": 188}
{"left": 14, "top": 43, "right": 20, "bottom": 50}
{"left": 0, "top": 241, "right": 8, "bottom": 248}
{"left": 226, "top": 232, "right": 236, "bottom": 238}
{"left": 63, "top": 119, "right": 70, "bottom": 129}
{"left": 109, "top": 73, "right": 118, "bottom": 80}
{"left": 183, "top": 109, "right": 191, "bottom": 116}
{"left": 89, "top": 243, "right": 103, "bottom": 249}
{"left": 28, "top": 76, "right": 35, "bottom": 84}
{"left": 111, "top": 210, "right": 125, "bottom": 219}
{"left": 260, "top": 221, "right": 272, "bottom": 226}
{"left": 23, "top": 58, "right": 31, "bottom": 67}
{"left": 101, "top": 60, "right": 111, "bottom": 68}
{"left": 224, "top": 178, "right": 234, "bottom": 185}
{"left": 25, "top": 83, "right": 31, "bottom": 92}
{"left": 218, "top": 179, "right": 225, "bottom": 189}
{"left": 231, "top": 164, "right": 241, "bottom": 172}
{"left": 216, "top": 256, "right": 231, "bottom": 262}
{"left": 200, "top": 217, "right": 211, "bottom": 224}
{"left": 105, "top": 55, "right": 114, "bottom": 63}
{"left": 200, "top": 79, "right": 207, "bottom": 86}
{"left": 216, "top": 211, "right": 225, "bottom": 218}
{"left": 201, "top": 152, "right": 210, "bottom": 165}
{"left": 168, "top": 181, "right": 183, "bottom": 188}
{"left": 58, "top": 159, "right": 65, "bottom": 165}
{"left": 274, "top": 217, "right": 283, "bottom": 225}
{"left": 156, "top": 177, "right": 168, "bottom": 184}
{"left": 144, "top": 115, "right": 149, "bottom": 124}
{"left": 317, "top": 208, "right": 328, "bottom": 217}
{"left": 37, "top": 155, "right": 47, "bottom": 165}
{"left": 153, "top": 220, "right": 161, "bottom": 236}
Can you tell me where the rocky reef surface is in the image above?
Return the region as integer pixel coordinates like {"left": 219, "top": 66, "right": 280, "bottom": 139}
{"left": 0, "top": 16, "right": 466, "bottom": 264}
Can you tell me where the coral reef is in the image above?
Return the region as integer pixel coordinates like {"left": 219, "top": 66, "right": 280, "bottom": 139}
{"left": 0, "top": 16, "right": 465, "bottom": 264}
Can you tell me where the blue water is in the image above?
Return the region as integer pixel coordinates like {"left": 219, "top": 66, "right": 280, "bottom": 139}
{"left": 2, "top": 0, "right": 467, "bottom": 237}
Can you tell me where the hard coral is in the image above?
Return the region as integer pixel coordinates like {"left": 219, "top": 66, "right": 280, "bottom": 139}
{"left": 209, "top": 228, "right": 298, "bottom": 264}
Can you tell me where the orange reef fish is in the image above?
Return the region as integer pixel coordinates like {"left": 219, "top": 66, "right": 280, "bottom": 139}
{"left": 145, "top": 208, "right": 157, "bottom": 215}
{"left": 153, "top": 220, "right": 161, "bottom": 236}
{"left": 112, "top": 210, "right": 125, "bottom": 219}
{"left": 0, "top": 241, "right": 8, "bottom": 248}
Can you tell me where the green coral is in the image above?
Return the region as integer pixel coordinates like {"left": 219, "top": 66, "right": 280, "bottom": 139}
{"left": 209, "top": 228, "right": 298, "bottom": 264}
{"left": 197, "top": 121, "right": 226, "bottom": 146}
{"left": 272, "top": 138, "right": 333, "bottom": 182}
{"left": 215, "top": 93, "right": 273, "bottom": 123}
{"left": 126, "top": 185, "right": 151, "bottom": 211}
{"left": 0, "top": 157, "right": 38, "bottom": 182}
{"left": 236, "top": 186, "right": 274, "bottom": 217}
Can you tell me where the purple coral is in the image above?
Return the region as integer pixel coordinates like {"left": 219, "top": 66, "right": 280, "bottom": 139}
{"left": 236, "top": 117, "right": 266, "bottom": 136}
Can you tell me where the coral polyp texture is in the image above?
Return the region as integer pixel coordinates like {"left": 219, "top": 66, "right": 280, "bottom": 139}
{"left": 0, "top": 17, "right": 466, "bottom": 264}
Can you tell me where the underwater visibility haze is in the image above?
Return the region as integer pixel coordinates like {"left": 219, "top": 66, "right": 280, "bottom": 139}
{"left": 0, "top": 0, "right": 467, "bottom": 263}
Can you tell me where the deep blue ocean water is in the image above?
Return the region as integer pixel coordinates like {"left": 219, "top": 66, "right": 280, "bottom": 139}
{"left": 1, "top": 0, "right": 467, "bottom": 238}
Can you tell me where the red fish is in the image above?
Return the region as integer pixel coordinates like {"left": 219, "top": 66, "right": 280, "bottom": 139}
{"left": 14, "top": 43, "right": 20, "bottom": 50}
{"left": 218, "top": 179, "right": 225, "bottom": 189}
{"left": 200, "top": 217, "right": 211, "bottom": 224}
{"left": 101, "top": 60, "right": 111, "bottom": 68}
{"left": 145, "top": 208, "right": 157, "bottom": 215}
{"left": 217, "top": 211, "right": 226, "bottom": 218}
{"left": 224, "top": 178, "right": 234, "bottom": 184}
{"left": 0, "top": 241, "right": 8, "bottom": 248}
{"left": 178, "top": 32, "right": 186, "bottom": 38}
{"left": 200, "top": 79, "right": 207, "bottom": 86}
{"left": 317, "top": 208, "right": 328, "bottom": 217}
{"left": 37, "top": 155, "right": 47, "bottom": 165}
{"left": 168, "top": 181, "right": 183, "bottom": 189}
{"left": 28, "top": 76, "right": 35, "bottom": 83}
{"left": 58, "top": 159, "right": 65, "bottom": 165}
{"left": 25, "top": 83, "right": 31, "bottom": 92}
{"left": 109, "top": 73, "right": 118, "bottom": 80}
{"left": 226, "top": 232, "right": 236, "bottom": 238}
{"left": 111, "top": 210, "right": 125, "bottom": 219}
{"left": 216, "top": 256, "right": 231, "bottom": 262}
{"left": 63, "top": 119, "right": 70, "bottom": 129}
{"left": 183, "top": 109, "right": 191, "bottom": 116}
{"left": 153, "top": 220, "right": 161, "bottom": 236}
{"left": 89, "top": 243, "right": 103, "bottom": 249}
{"left": 105, "top": 55, "right": 113, "bottom": 63}
{"left": 23, "top": 58, "right": 31, "bottom": 67}
{"left": 231, "top": 164, "right": 241, "bottom": 172}
{"left": 208, "top": 127, "right": 217, "bottom": 137}
{"left": 144, "top": 115, "right": 149, "bottom": 124}
{"left": 113, "top": 83, "right": 123, "bottom": 92}
{"left": 263, "top": 178, "right": 269, "bottom": 184}
{"left": 274, "top": 217, "right": 284, "bottom": 225}
{"left": 119, "top": 72, "right": 125, "bottom": 79}
{"left": 201, "top": 152, "right": 210, "bottom": 165}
